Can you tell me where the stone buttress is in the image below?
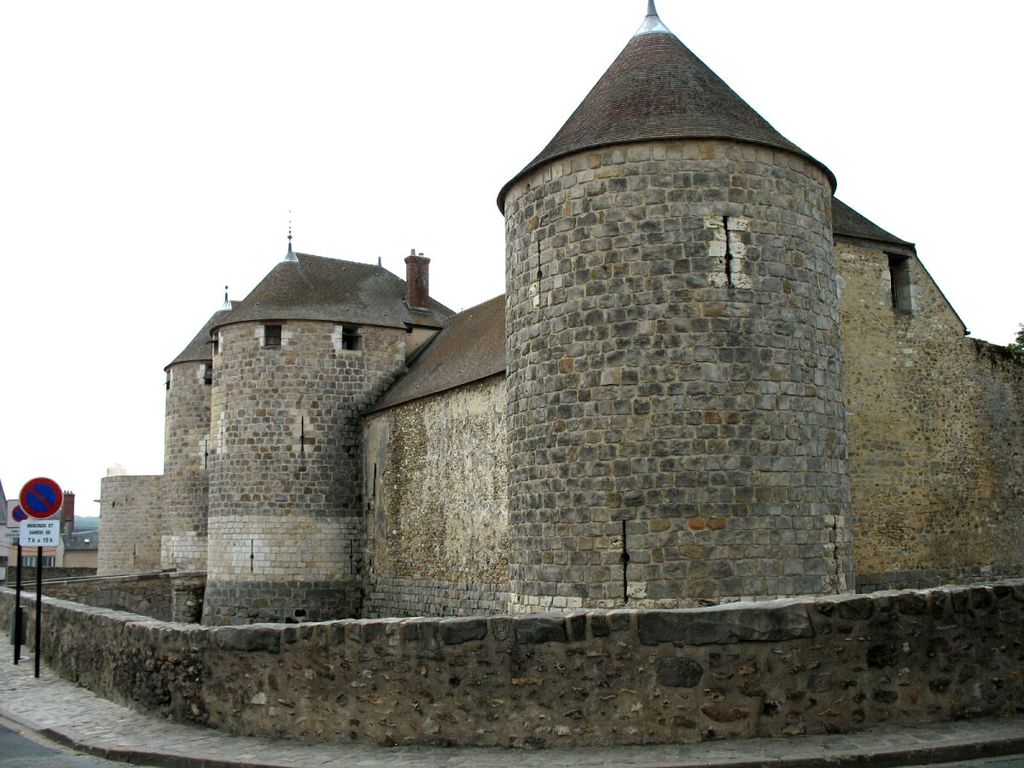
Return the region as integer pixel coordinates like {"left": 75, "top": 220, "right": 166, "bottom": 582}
{"left": 499, "top": 5, "right": 853, "bottom": 610}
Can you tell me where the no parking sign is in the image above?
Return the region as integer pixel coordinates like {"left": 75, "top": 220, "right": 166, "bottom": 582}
{"left": 19, "top": 478, "right": 63, "bottom": 519}
{"left": 17, "top": 478, "right": 62, "bottom": 546}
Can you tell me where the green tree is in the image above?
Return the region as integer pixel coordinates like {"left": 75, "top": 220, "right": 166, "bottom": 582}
{"left": 1009, "top": 324, "right": 1024, "bottom": 354}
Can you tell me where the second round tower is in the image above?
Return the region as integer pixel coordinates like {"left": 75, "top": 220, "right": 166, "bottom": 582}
{"left": 499, "top": 6, "right": 852, "bottom": 611}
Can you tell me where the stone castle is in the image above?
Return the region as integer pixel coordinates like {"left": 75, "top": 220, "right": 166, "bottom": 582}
{"left": 99, "top": 3, "right": 1024, "bottom": 625}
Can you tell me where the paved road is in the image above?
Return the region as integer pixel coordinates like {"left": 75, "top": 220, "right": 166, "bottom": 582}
{"left": 0, "top": 721, "right": 121, "bottom": 768}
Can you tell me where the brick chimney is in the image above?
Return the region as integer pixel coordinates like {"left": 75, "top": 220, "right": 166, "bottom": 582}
{"left": 61, "top": 490, "right": 75, "bottom": 535}
{"left": 60, "top": 491, "right": 75, "bottom": 523}
{"left": 404, "top": 249, "right": 430, "bottom": 309}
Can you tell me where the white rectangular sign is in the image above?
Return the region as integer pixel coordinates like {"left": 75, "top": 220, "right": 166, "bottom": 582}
{"left": 20, "top": 519, "right": 59, "bottom": 547}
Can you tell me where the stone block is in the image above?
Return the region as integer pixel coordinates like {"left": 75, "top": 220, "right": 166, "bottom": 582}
{"left": 213, "top": 626, "right": 281, "bottom": 653}
{"left": 438, "top": 617, "right": 488, "bottom": 645}
{"left": 656, "top": 656, "right": 704, "bottom": 688}
{"left": 638, "top": 602, "right": 812, "bottom": 645}
{"left": 514, "top": 614, "right": 567, "bottom": 644}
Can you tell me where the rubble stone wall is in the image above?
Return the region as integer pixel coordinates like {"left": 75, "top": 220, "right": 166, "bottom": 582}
{"left": 26, "top": 571, "right": 205, "bottom": 623}
{"left": 362, "top": 376, "right": 509, "bottom": 616}
{"left": 838, "top": 240, "right": 1024, "bottom": 587}
{"left": 3, "top": 581, "right": 1020, "bottom": 747}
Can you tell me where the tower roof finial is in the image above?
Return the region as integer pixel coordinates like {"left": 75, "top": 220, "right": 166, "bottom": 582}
{"left": 284, "top": 211, "right": 298, "bottom": 262}
{"left": 637, "top": 0, "right": 671, "bottom": 35}
{"left": 222, "top": 285, "right": 231, "bottom": 310}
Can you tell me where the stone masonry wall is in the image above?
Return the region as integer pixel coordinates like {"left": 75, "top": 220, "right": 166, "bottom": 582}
{"left": 838, "top": 241, "right": 1024, "bottom": 586}
{"left": 363, "top": 376, "right": 510, "bottom": 616}
{"left": 204, "top": 321, "right": 409, "bottom": 624}
{"left": 30, "top": 571, "right": 205, "bottom": 623}
{"left": 162, "top": 360, "right": 212, "bottom": 571}
{"left": 97, "top": 475, "right": 163, "bottom": 575}
{"left": 3, "top": 581, "right": 1021, "bottom": 748}
{"left": 504, "top": 139, "right": 851, "bottom": 611}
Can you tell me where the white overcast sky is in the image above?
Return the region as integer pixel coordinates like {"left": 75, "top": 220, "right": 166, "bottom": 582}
{"left": 2, "top": 1, "right": 1021, "bottom": 516}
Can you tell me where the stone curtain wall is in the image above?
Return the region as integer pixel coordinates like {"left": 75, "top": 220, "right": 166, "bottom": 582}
{"left": 162, "top": 361, "right": 213, "bottom": 572}
{"left": 503, "top": 139, "right": 851, "bottom": 611}
{"left": 2, "top": 581, "right": 1021, "bottom": 747}
{"left": 97, "top": 475, "right": 163, "bottom": 575}
{"left": 204, "top": 321, "right": 408, "bottom": 624}
{"left": 838, "top": 241, "right": 1024, "bottom": 586}
{"left": 363, "top": 376, "right": 510, "bottom": 616}
{"left": 28, "top": 572, "right": 205, "bottom": 623}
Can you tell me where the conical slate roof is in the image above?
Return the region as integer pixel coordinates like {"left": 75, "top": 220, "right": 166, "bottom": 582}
{"left": 213, "top": 252, "right": 452, "bottom": 332}
{"left": 166, "top": 305, "right": 235, "bottom": 369}
{"left": 498, "top": 5, "right": 835, "bottom": 211}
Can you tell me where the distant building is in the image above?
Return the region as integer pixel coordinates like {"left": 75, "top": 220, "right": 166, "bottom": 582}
{"left": 58, "top": 516, "right": 99, "bottom": 569}
{"left": 3, "top": 492, "right": 97, "bottom": 573}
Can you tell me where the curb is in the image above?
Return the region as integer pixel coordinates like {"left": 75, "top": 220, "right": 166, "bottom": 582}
{"left": 2, "top": 713, "right": 1023, "bottom": 768}
{"left": 38, "top": 727, "right": 295, "bottom": 768}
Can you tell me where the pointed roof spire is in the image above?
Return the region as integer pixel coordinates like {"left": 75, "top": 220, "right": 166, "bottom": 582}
{"left": 497, "top": 2, "right": 835, "bottom": 210}
{"left": 637, "top": 0, "right": 671, "bottom": 36}
{"left": 221, "top": 285, "right": 232, "bottom": 310}
{"left": 284, "top": 212, "right": 298, "bottom": 263}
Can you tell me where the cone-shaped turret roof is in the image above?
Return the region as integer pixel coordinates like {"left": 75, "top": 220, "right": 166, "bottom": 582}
{"left": 166, "top": 304, "right": 234, "bottom": 369}
{"left": 498, "top": 3, "right": 834, "bottom": 211}
{"left": 211, "top": 253, "right": 452, "bottom": 332}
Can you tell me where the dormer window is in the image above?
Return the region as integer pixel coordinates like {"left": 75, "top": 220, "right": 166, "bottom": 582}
{"left": 341, "top": 325, "right": 360, "bottom": 351}
{"left": 264, "top": 324, "right": 282, "bottom": 348}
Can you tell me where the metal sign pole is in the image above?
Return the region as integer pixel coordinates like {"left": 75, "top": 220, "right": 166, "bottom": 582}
{"left": 34, "top": 545, "right": 42, "bottom": 678}
{"left": 15, "top": 477, "right": 62, "bottom": 678}
{"left": 13, "top": 543, "right": 23, "bottom": 664}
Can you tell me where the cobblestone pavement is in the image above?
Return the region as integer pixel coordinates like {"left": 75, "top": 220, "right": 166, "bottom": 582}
{"left": 1, "top": 645, "right": 1022, "bottom": 768}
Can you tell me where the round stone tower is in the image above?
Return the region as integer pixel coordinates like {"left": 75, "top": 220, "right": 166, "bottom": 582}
{"left": 202, "top": 243, "right": 450, "bottom": 624}
{"left": 161, "top": 299, "right": 232, "bottom": 572}
{"left": 498, "top": 3, "right": 852, "bottom": 611}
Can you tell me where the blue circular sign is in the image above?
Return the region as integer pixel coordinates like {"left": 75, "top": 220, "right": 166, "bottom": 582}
{"left": 19, "top": 478, "right": 63, "bottom": 520}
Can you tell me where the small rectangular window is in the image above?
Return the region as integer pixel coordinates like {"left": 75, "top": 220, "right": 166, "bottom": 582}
{"left": 341, "top": 325, "right": 360, "bottom": 351}
{"left": 203, "top": 363, "right": 213, "bottom": 385}
{"left": 264, "top": 324, "right": 282, "bottom": 348}
{"left": 165, "top": 371, "right": 171, "bottom": 391}
{"left": 211, "top": 333, "right": 220, "bottom": 355}
{"left": 888, "top": 254, "right": 912, "bottom": 314}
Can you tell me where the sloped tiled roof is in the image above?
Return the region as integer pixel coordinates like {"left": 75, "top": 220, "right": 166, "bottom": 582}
{"left": 214, "top": 253, "right": 452, "bottom": 332}
{"left": 832, "top": 198, "right": 914, "bottom": 248}
{"left": 63, "top": 528, "right": 99, "bottom": 551}
{"left": 498, "top": 8, "right": 834, "bottom": 211}
{"left": 368, "top": 295, "right": 505, "bottom": 413}
{"left": 166, "top": 305, "right": 235, "bottom": 369}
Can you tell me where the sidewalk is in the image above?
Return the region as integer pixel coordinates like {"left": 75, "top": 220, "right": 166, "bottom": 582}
{"left": 1, "top": 643, "right": 1022, "bottom": 768}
